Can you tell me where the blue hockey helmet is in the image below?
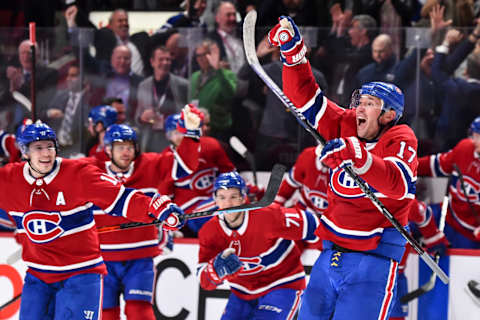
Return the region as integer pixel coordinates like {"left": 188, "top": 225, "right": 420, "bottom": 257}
{"left": 470, "top": 117, "right": 480, "bottom": 134}
{"left": 214, "top": 172, "right": 247, "bottom": 196}
{"left": 88, "top": 105, "right": 117, "bottom": 128}
{"left": 354, "top": 82, "right": 404, "bottom": 122}
{"left": 17, "top": 122, "right": 57, "bottom": 154}
{"left": 164, "top": 113, "right": 181, "bottom": 133}
{"left": 104, "top": 124, "right": 137, "bottom": 146}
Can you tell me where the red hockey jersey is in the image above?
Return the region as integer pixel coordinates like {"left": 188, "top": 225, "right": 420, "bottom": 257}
{"left": 283, "top": 62, "right": 418, "bottom": 257}
{"left": 93, "top": 138, "right": 199, "bottom": 261}
{"left": 0, "top": 158, "right": 156, "bottom": 283}
{"left": 418, "top": 138, "right": 480, "bottom": 240}
{"left": 197, "top": 204, "right": 319, "bottom": 300}
{"left": 157, "top": 136, "right": 234, "bottom": 212}
{"left": 275, "top": 147, "right": 329, "bottom": 215}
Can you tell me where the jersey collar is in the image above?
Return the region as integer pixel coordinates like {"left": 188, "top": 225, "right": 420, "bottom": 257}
{"left": 23, "top": 157, "right": 62, "bottom": 185}
{"left": 219, "top": 211, "right": 249, "bottom": 236}
{"left": 105, "top": 160, "right": 135, "bottom": 180}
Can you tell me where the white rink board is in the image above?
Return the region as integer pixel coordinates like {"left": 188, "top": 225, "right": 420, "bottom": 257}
{"left": 1, "top": 237, "right": 480, "bottom": 319}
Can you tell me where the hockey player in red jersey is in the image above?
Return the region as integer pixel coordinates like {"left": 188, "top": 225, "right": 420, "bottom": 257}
{"left": 0, "top": 122, "right": 185, "bottom": 320}
{"left": 157, "top": 109, "right": 235, "bottom": 235}
{"left": 418, "top": 116, "right": 480, "bottom": 249}
{"left": 88, "top": 105, "right": 118, "bottom": 161}
{"left": 92, "top": 105, "right": 202, "bottom": 320}
{"left": 274, "top": 146, "right": 329, "bottom": 216}
{"left": 268, "top": 16, "right": 418, "bottom": 319}
{"left": 197, "top": 171, "right": 319, "bottom": 319}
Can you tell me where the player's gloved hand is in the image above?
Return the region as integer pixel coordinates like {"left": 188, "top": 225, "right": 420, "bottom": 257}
{"left": 247, "top": 184, "right": 265, "bottom": 202}
{"left": 474, "top": 226, "right": 480, "bottom": 240}
{"left": 207, "top": 248, "right": 243, "bottom": 284}
{"left": 267, "top": 15, "right": 307, "bottom": 66}
{"left": 424, "top": 232, "right": 450, "bottom": 256}
{"left": 148, "top": 193, "right": 186, "bottom": 231}
{"left": 319, "top": 137, "right": 372, "bottom": 174}
{"left": 177, "top": 103, "right": 204, "bottom": 139}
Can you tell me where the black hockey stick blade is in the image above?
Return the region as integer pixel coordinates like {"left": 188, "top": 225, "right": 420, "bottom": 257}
{"left": 400, "top": 254, "right": 440, "bottom": 304}
{"left": 243, "top": 10, "right": 449, "bottom": 285}
{"left": 96, "top": 164, "right": 286, "bottom": 233}
{"left": 0, "top": 293, "right": 21, "bottom": 311}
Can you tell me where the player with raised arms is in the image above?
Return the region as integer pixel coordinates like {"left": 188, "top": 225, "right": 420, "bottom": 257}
{"left": 0, "top": 122, "right": 185, "bottom": 319}
{"left": 196, "top": 171, "right": 319, "bottom": 319}
{"left": 267, "top": 16, "right": 418, "bottom": 319}
{"left": 92, "top": 104, "right": 202, "bottom": 320}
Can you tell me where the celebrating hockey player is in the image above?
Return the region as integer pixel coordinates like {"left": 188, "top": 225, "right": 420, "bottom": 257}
{"left": 274, "top": 146, "right": 329, "bottom": 216}
{"left": 197, "top": 171, "right": 319, "bottom": 319}
{"left": 91, "top": 105, "right": 202, "bottom": 320}
{"left": 0, "top": 122, "right": 185, "bottom": 320}
{"left": 418, "top": 116, "right": 480, "bottom": 249}
{"left": 268, "top": 16, "right": 418, "bottom": 319}
{"left": 88, "top": 104, "right": 118, "bottom": 161}
{"left": 157, "top": 108, "right": 235, "bottom": 235}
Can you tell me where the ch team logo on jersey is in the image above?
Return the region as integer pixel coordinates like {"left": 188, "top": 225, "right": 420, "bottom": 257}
{"left": 190, "top": 168, "right": 216, "bottom": 192}
{"left": 454, "top": 175, "right": 480, "bottom": 203}
{"left": 307, "top": 190, "right": 328, "bottom": 211}
{"left": 330, "top": 169, "right": 366, "bottom": 198}
{"left": 238, "top": 257, "right": 264, "bottom": 275}
{"left": 21, "top": 211, "right": 64, "bottom": 243}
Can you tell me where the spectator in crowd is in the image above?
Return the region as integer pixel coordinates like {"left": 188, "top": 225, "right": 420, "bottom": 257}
{"left": 102, "top": 45, "right": 144, "bottom": 123}
{"left": 136, "top": 46, "right": 189, "bottom": 152}
{"left": 322, "top": 14, "right": 377, "bottom": 106}
{"left": 431, "top": 22, "right": 480, "bottom": 151}
{"left": 355, "top": 33, "right": 397, "bottom": 88}
{"left": 255, "top": 38, "right": 327, "bottom": 170}
{"left": 102, "top": 96, "right": 127, "bottom": 124}
{"left": 160, "top": 0, "right": 207, "bottom": 30}
{"left": 1, "top": 40, "right": 58, "bottom": 132}
{"left": 43, "top": 64, "right": 90, "bottom": 158}
{"left": 165, "top": 32, "right": 192, "bottom": 79}
{"left": 65, "top": 6, "right": 149, "bottom": 77}
{"left": 207, "top": 1, "right": 246, "bottom": 74}
{"left": 189, "top": 40, "right": 237, "bottom": 142}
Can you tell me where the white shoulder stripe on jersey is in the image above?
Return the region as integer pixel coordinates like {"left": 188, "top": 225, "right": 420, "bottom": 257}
{"left": 172, "top": 148, "right": 193, "bottom": 178}
{"left": 286, "top": 170, "right": 301, "bottom": 188}
{"left": 103, "top": 185, "right": 126, "bottom": 213}
{"left": 229, "top": 271, "right": 305, "bottom": 295}
{"left": 384, "top": 156, "right": 417, "bottom": 200}
{"left": 24, "top": 256, "right": 103, "bottom": 271}
{"left": 321, "top": 214, "right": 384, "bottom": 236}
{"left": 100, "top": 239, "right": 159, "bottom": 250}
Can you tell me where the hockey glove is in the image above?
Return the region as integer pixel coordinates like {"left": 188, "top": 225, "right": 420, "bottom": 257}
{"left": 207, "top": 248, "right": 243, "bottom": 284}
{"left": 177, "top": 104, "right": 204, "bottom": 139}
{"left": 247, "top": 184, "right": 265, "bottom": 202}
{"left": 319, "top": 137, "right": 372, "bottom": 174}
{"left": 148, "top": 194, "right": 186, "bottom": 231}
{"left": 267, "top": 16, "right": 307, "bottom": 66}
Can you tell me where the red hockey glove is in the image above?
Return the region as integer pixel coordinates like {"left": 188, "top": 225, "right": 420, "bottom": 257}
{"left": 177, "top": 104, "right": 204, "bottom": 139}
{"left": 247, "top": 184, "right": 265, "bottom": 202}
{"left": 424, "top": 232, "right": 450, "bottom": 256}
{"left": 267, "top": 15, "right": 307, "bottom": 66}
{"left": 207, "top": 248, "right": 243, "bottom": 285}
{"left": 319, "top": 137, "right": 372, "bottom": 174}
{"left": 148, "top": 194, "right": 185, "bottom": 231}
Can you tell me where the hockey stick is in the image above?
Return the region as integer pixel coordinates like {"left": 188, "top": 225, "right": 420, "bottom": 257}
{"left": 229, "top": 136, "right": 258, "bottom": 186}
{"left": 0, "top": 293, "right": 21, "bottom": 311}
{"left": 29, "top": 22, "right": 37, "bottom": 121}
{"left": 400, "top": 176, "right": 451, "bottom": 303}
{"left": 96, "top": 164, "right": 286, "bottom": 234}
{"left": 243, "top": 10, "right": 448, "bottom": 284}
{"left": 12, "top": 91, "right": 32, "bottom": 112}
{"left": 6, "top": 248, "right": 22, "bottom": 265}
